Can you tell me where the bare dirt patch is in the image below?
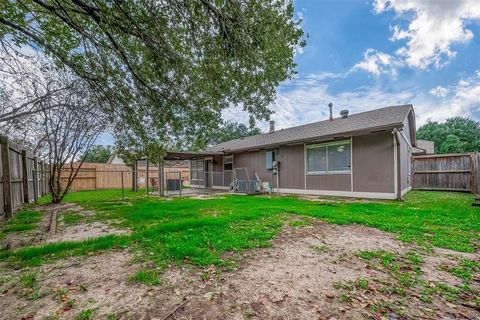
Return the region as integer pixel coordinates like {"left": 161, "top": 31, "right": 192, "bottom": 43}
{"left": 1, "top": 203, "right": 129, "bottom": 249}
{"left": 46, "top": 221, "right": 129, "bottom": 243}
{"left": 1, "top": 222, "right": 478, "bottom": 320}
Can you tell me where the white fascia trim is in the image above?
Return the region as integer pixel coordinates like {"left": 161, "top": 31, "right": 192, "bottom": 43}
{"left": 277, "top": 188, "right": 397, "bottom": 200}
{"left": 212, "top": 186, "right": 229, "bottom": 190}
{"left": 393, "top": 134, "right": 398, "bottom": 197}
{"left": 401, "top": 186, "right": 412, "bottom": 197}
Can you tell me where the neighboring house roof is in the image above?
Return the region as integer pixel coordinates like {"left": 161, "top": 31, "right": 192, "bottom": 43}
{"left": 417, "top": 140, "right": 435, "bottom": 154}
{"left": 107, "top": 153, "right": 124, "bottom": 164}
{"left": 207, "top": 105, "right": 415, "bottom": 153}
{"left": 412, "top": 140, "right": 435, "bottom": 155}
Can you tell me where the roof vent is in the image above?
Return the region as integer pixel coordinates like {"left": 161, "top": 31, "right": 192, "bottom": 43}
{"left": 328, "top": 103, "right": 333, "bottom": 121}
{"left": 340, "top": 109, "right": 349, "bottom": 119}
{"left": 269, "top": 120, "right": 275, "bottom": 133}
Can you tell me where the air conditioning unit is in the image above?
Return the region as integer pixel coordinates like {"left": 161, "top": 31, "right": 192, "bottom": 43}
{"left": 236, "top": 180, "right": 258, "bottom": 194}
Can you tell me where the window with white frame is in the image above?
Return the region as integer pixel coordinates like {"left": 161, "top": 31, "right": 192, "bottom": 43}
{"left": 265, "top": 150, "right": 274, "bottom": 170}
{"left": 306, "top": 140, "right": 351, "bottom": 174}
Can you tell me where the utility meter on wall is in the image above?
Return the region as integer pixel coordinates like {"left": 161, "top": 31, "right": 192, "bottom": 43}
{"left": 272, "top": 160, "right": 279, "bottom": 174}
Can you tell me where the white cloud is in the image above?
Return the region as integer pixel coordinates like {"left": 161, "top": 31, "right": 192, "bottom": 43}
{"left": 351, "top": 49, "right": 401, "bottom": 76}
{"left": 223, "top": 71, "right": 480, "bottom": 131}
{"left": 374, "top": 0, "right": 480, "bottom": 69}
{"left": 429, "top": 86, "right": 449, "bottom": 98}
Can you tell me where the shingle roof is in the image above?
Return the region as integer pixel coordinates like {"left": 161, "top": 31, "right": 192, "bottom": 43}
{"left": 207, "top": 104, "right": 413, "bottom": 152}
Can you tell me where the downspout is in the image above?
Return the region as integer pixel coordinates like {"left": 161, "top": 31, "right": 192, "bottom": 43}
{"left": 393, "top": 129, "right": 402, "bottom": 200}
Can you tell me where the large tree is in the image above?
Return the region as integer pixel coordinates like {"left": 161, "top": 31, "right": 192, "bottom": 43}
{"left": 192, "top": 120, "right": 260, "bottom": 150}
{"left": 79, "top": 145, "right": 114, "bottom": 163}
{"left": 0, "top": 0, "right": 304, "bottom": 153}
{"left": 417, "top": 117, "right": 480, "bottom": 154}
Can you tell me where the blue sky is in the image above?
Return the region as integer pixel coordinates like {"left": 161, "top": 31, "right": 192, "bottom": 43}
{"left": 226, "top": 0, "right": 480, "bottom": 131}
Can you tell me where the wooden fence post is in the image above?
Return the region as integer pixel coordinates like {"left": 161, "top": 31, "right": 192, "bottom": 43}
{"left": 0, "top": 136, "right": 13, "bottom": 218}
{"left": 33, "top": 157, "right": 38, "bottom": 203}
{"left": 472, "top": 153, "right": 479, "bottom": 195}
{"left": 21, "top": 150, "right": 29, "bottom": 203}
{"left": 43, "top": 161, "right": 48, "bottom": 195}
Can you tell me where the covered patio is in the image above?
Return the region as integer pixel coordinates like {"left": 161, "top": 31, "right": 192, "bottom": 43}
{"left": 132, "top": 150, "right": 262, "bottom": 197}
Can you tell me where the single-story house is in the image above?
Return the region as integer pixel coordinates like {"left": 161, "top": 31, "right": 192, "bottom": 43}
{"left": 164, "top": 104, "right": 417, "bottom": 200}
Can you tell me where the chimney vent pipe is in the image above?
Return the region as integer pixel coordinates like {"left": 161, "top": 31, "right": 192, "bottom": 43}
{"left": 328, "top": 103, "right": 333, "bottom": 121}
{"left": 269, "top": 120, "right": 275, "bottom": 133}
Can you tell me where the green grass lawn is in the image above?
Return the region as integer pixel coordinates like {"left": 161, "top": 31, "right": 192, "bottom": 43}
{"left": 1, "top": 190, "right": 478, "bottom": 268}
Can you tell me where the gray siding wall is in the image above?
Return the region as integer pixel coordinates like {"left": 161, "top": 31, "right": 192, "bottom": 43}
{"left": 352, "top": 132, "right": 395, "bottom": 193}
{"left": 306, "top": 174, "right": 351, "bottom": 191}
{"left": 278, "top": 145, "right": 305, "bottom": 189}
{"left": 231, "top": 131, "right": 396, "bottom": 194}
{"left": 233, "top": 150, "right": 275, "bottom": 185}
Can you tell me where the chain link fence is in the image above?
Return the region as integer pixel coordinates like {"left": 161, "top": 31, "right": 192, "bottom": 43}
{"left": 34, "top": 168, "right": 189, "bottom": 202}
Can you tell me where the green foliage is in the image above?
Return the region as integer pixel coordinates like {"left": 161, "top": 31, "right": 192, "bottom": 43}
{"left": 417, "top": 117, "right": 480, "bottom": 153}
{"left": 63, "top": 211, "right": 84, "bottom": 226}
{"left": 355, "top": 279, "right": 369, "bottom": 290}
{"left": 446, "top": 259, "right": 479, "bottom": 281}
{"left": 75, "top": 308, "right": 96, "bottom": 320}
{"left": 357, "top": 250, "right": 396, "bottom": 267}
{"left": 19, "top": 272, "right": 37, "bottom": 288}
{"left": 0, "top": 210, "right": 43, "bottom": 238}
{"left": 1, "top": 1, "right": 305, "bottom": 152}
{"left": 129, "top": 270, "right": 161, "bottom": 285}
{"left": 338, "top": 293, "right": 352, "bottom": 302}
{"left": 288, "top": 218, "right": 311, "bottom": 227}
{"left": 195, "top": 120, "right": 262, "bottom": 150}
{"left": 79, "top": 145, "right": 113, "bottom": 163}
{"left": 311, "top": 244, "right": 328, "bottom": 253}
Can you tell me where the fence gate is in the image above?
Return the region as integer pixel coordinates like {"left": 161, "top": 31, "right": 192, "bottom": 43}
{"left": 412, "top": 153, "right": 475, "bottom": 192}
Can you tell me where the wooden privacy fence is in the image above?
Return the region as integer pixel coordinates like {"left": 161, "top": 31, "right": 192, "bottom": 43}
{"left": 412, "top": 153, "right": 480, "bottom": 194}
{"left": 61, "top": 163, "right": 190, "bottom": 191}
{"left": 0, "top": 136, "right": 48, "bottom": 220}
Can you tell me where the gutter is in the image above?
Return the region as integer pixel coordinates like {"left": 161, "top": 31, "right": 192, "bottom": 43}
{"left": 393, "top": 128, "right": 402, "bottom": 200}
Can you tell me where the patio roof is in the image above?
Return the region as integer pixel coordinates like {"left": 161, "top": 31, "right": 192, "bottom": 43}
{"left": 163, "top": 150, "right": 223, "bottom": 161}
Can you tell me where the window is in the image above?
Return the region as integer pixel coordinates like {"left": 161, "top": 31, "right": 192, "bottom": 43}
{"left": 306, "top": 140, "right": 351, "bottom": 174}
{"left": 224, "top": 155, "right": 233, "bottom": 171}
{"left": 266, "top": 150, "right": 274, "bottom": 170}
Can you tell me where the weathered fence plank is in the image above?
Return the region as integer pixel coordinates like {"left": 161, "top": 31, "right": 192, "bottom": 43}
{"left": 21, "top": 150, "right": 29, "bottom": 203}
{"left": 0, "top": 136, "right": 13, "bottom": 218}
{"left": 412, "top": 153, "right": 478, "bottom": 192}
{"left": 0, "top": 136, "right": 48, "bottom": 219}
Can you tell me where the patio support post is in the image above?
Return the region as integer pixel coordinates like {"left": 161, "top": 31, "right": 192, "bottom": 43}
{"left": 158, "top": 155, "right": 164, "bottom": 197}
{"left": 161, "top": 162, "right": 165, "bottom": 196}
{"left": 146, "top": 160, "right": 149, "bottom": 194}
{"left": 158, "top": 157, "right": 162, "bottom": 197}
